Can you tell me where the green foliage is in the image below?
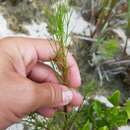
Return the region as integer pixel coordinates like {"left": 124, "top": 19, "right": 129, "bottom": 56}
{"left": 44, "top": 0, "right": 71, "bottom": 44}
{"left": 81, "top": 120, "right": 92, "bottom": 130}
{"left": 80, "top": 91, "right": 128, "bottom": 130}
{"left": 108, "top": 90, "right": 120, "bottom": 106}
{"left": 23, "top": 91, "right": 129, "bottom": 130}
{"left": 98, "top": 126, "right": 109, "bottom": 130}
{"left": 125, "top": 100, "right": 130, "bottom": 119}
{"left": 99, "top": 39, "right": 120, "bottom": 58}
{"left": 127, "top": 0, "right": 130, "bottom": 36}
{"left": 82, "top": 80, "right": 97, "bottom": 96}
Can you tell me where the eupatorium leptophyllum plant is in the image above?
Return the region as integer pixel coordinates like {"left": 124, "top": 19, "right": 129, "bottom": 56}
{"left": 45, "top": 0, "right": 72, "bottom": 117}
{"left": 46, "top": 0, "right": 72, "bottom": 86}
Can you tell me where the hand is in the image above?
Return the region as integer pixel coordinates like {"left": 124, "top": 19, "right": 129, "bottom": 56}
{"left": 0, "top": 37, "right": 83, "bottom": 129}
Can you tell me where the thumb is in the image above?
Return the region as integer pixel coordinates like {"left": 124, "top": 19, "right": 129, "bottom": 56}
{"left": 34, "top": 82, "right": 73, "bottom": 109}
{"left": 0, "top": 72, "right": 73, "bottom": 127}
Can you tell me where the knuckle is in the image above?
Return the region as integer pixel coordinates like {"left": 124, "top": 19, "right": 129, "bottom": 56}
{"left": 46, "top": 83, "right": 62, "bottom": 106}
{"left": 28, "top": 87, "right": 37, "bottom": 105}
{"left": 49, "top": 84, "right": 56, "bottom": 105}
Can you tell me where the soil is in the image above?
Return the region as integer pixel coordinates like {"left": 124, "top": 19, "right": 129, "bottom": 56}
{"left": 0, "top": 0, "right": 51, "bottom": 33}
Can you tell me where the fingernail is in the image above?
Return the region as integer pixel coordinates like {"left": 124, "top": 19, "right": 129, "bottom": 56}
{"left": 62, "top": 90, "right": 73, "bottom": 105}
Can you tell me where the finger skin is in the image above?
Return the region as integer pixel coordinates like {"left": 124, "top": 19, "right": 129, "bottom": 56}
{"left": 28, "top": 62, "right": 59, "bottom": 83}
{"left": 67, "top": 106, "right": 73, "bottom": 112}
{"left": 38, "top": 108, "right": 57, "bottom": 118}
{"left": 71, "top": 90, "right": 83, "bottom": 106}
{"left": 66, "top": 53, "right": 81, "bottom": 88}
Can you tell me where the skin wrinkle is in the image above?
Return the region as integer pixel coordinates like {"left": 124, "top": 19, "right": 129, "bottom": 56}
{"left": 49, "top": 84, "right": 56, "bottom": 106}
{"left": 33, "top": 43, "right": 43, "bottom": 61}
{"left": 0, "top": 45, "right": 15, "bottom": 73}
{"left": 0, "top": 102, "right": 19, "bottom": 129}
{"left": 7, "top": 108, "right": 20, "bottom": 124}
{"left": 0, "top": 53, "right": 13, "bottom": 73}
{"left": 46, "top": 83, "right": 62, "bottom": 107}
{"left": 16, "top": 44, "right": 38, "bottom": 76}
{"left": 15, "top": 45, "right": 26, "bottom": 77}
{"left": 0, "top": 40, "right": 26, "bottom": 77}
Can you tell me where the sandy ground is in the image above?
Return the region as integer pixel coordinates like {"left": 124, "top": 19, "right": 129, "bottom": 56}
{"left": 6, "top": 124, "right": 23, "bottom": 130}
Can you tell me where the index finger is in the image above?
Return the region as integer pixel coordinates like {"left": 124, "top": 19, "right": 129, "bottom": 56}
{"left": 6, "top": 37, "right": 81, "bottom": 88}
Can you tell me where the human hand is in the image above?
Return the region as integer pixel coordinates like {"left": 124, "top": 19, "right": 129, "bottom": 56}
{"left": 0, "top": 37, "right": 83, "bottom": 129}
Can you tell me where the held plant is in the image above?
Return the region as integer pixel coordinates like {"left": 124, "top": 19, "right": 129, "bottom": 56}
{"left": 44, "top": 0, "right": 72, "bottom": 86}
{"left": 44, "top": 0, "right": 73, "bottom": 127}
